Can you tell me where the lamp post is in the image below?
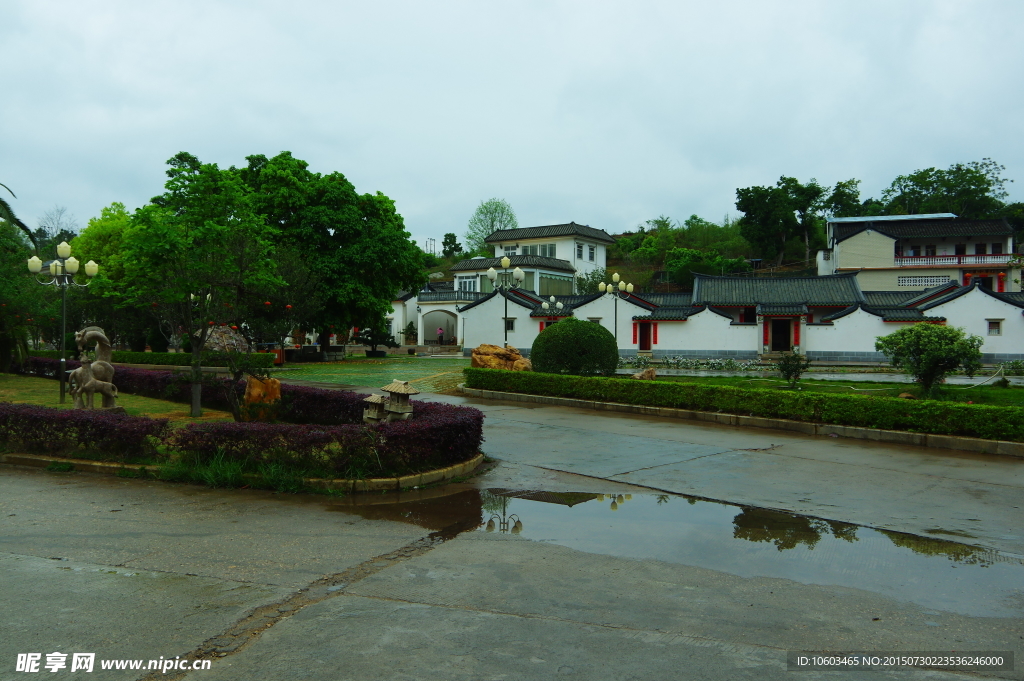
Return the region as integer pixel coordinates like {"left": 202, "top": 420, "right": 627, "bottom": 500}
{"left": 27, "top": 242, "right": 99, "bottom": 404}
{"left": 485, "top": 495, "right": 523, "bottom": 534}
{"left": 486, "top": 256, "right": 524, "bottom": 346}
{"left": 598, "top": 272, "right": 633, "bottom": 344}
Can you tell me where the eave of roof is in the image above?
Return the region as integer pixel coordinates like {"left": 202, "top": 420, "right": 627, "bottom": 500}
{"left": 449, "top": 254, "right": 576, "bottom": 273}
{"left": 832, "top": 218, "right": 1012, "bottom": 244}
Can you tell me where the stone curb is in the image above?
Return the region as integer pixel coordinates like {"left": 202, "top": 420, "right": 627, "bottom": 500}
{"left": 0, "top": 453, "right": 484, "bottom": 492}
{"left": 459, "top": 385, "right": 1024, "bottom": 459}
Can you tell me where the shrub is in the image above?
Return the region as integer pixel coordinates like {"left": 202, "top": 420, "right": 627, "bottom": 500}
{"left": 875, "top": 324, "right": 983, "bottom": 394}
{"left": 776, "top": 352, "right": 811, "bottom": 388}
{"left": 1001, "top": 360, "right": 1024, "bottom": 376}
{"left": 168, "top": 399, "right": 483, "bottom": 477}
{"left": 531, "top": 317, "right": 618, "bottom": 376}
{"left": 0, "top": 403, "right": 169, "bottom": 461}
{"left": 464, "top": 368, "right": 1024, "bottom": 442}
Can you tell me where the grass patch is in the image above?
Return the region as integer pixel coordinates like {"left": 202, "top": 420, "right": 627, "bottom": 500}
{"left": 155, "top": 453, "right": 335, "bottom": 494}
{"left": 655, "top": 374, "right": 1024, "bottom": 407}
{"left": 0, "top": 373, "right": 234, "bottom": 425}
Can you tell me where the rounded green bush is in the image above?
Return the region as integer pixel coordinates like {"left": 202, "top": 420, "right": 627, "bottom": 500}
{"left": 530, "top": 317, "right": 619, "bottom": 376}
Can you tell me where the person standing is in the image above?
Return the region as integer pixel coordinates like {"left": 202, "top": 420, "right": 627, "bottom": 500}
{"left": 436, "top": 326, "right": 444, "bottom": 345}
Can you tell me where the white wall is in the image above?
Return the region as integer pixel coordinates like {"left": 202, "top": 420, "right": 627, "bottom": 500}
{"left": 460, "top": 294, "right": 541, "bottom": 352}
{"left": 652, "top": 310, "right": 759, "bottom": 355}
{"left": 925, "top": 288, "right": 1024, "bottom": 357}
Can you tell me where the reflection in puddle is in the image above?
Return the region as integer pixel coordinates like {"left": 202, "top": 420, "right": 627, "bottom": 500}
{"left": 331, "top": 488, "right": 1023, "bottom": 617}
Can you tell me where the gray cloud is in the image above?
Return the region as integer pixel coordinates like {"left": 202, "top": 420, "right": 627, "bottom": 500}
{"left": 2, "top": 0, "right": 1021, "bottom": 251}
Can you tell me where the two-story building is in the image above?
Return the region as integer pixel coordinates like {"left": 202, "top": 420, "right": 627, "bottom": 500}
{"left": 817, "top": 213, "right": 1020, "bottom": 292}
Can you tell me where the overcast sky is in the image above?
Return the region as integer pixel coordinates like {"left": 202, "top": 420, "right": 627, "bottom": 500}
{"left": 2, "top": 0, "right": 1022, "bottom": 251}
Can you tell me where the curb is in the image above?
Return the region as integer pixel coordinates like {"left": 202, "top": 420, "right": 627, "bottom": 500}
{"left": 0, "top": 453, "right": 485, "bottom": 492}
{"left": 459, "top": 385, "right": 1024, "bottom": 459}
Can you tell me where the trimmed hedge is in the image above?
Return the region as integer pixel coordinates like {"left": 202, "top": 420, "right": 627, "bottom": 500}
{"left": 26, "top": 350, "right": 274, "bottom": 368}
{"left": 464, "top": 367, "right": 1024, "bottom": 442}
{"left": 169, "top": 401, "right": 483, "bottom": 477}
{"left": 4, "top": 360, "right": 484, "bottom": 477}
{"left": 0, "top": 403, "right": 169, "bottom": 461}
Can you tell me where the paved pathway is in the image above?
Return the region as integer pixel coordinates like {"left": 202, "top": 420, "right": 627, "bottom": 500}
{"left": 2, "top": 383, "right": 1022, "bottom": 680}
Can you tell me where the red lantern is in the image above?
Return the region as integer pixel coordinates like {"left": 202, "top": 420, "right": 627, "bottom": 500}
{"left": 264, "top": 301, "right": 271, "bottom": 306}
{"left": 231, "top": 325, "right": 238, "bottom": 330}
{"left": 209, "top": 321, "right": 215, "bottom": 326}
{"left": 286, "top": 304, "right": 292, "bottom": 309}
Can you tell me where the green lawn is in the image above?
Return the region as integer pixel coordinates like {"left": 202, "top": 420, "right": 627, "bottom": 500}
{"left": 655, "top": 374, "right": 1024, "bottom": 407}
{"left": 284, "top": 356, "right": 470, "bottom": 393}
{"left": 0, "top": 374, "right": 234, "bottom": 424}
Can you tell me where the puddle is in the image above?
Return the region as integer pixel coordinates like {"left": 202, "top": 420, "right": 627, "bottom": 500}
{"left": 330, "top": 488, "right": 1024, "bottom": 618}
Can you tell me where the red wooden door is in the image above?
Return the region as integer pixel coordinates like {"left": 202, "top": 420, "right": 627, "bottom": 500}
{"left": 639, "top": 323, "right": 652, "bottom": 351}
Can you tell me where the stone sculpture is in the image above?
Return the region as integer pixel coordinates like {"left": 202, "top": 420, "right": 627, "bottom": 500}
{"left": 70, "top": 327, "right": 118, "bottom": 409}
{"left": 471, "top": 344, "right": 532, "bottom": 371}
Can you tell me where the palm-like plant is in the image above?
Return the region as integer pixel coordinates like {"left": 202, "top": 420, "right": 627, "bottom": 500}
{"left": 0, "top": 183, "right": 37, "bottom": 249}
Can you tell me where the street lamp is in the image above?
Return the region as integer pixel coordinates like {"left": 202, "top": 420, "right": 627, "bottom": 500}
{"left": 486, "top": 256, "right": 525, "bottom": 346}
{"left": 485, "top": 495, "right": 523, "bottom": 534}
{"left": 598, "top": 272, "right": 633, "bottom": 344}
{"left": 27, "top": 242, "right": 99, "bottom": 403}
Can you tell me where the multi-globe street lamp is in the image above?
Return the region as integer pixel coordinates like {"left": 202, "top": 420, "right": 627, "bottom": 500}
{"left": 27, "top": 242, "right": 99, "bottom": 403}
{"left": 598, "top": 272, "right": 633, "bottom": 344}
{"left": 486, "top": 256, "right": 524, "bottom": 346}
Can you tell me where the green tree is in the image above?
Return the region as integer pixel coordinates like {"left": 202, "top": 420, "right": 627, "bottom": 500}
{"left": 0, "top": 220, "right": 41, "bottom": 370}
{"left": 441, "top": 232, "right": 463, "bottom": 258}
{"left": 735, "top": 184, "right": 798, "bottom": 266}
{"left": 0, "top": 184, "right": 36, "bottom": 248}
{"left": 575, "top": 267, "right": 607, "bottom": 294}
{"left": 664, "top": 248, "right": 749, "bottom": 288}
{"left": 874, "top": 323, "right": 983, "bottom": 394}
{"left": 880, "top": 158, "right": 1010, "bottom": 218}
{"left": 777, "top": 176, "right": 826, "bottom": 263}
{"left": 239, "top": 152, "right": 425, "bottom": 344}
{"left": 121, "top": 152, "right": 281, "bottom": 417}
{"left": 465, "top": 198, "right": 517, "bottom": 255}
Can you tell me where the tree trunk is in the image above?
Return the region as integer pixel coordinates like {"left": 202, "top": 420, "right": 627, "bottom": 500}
{"left": 190, "top": 350, "right": 203, "bottom": 418}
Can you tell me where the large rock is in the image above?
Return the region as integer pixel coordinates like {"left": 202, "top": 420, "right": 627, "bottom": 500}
{"left": 243, "top": 376, "right": 282, "bottom": 421}
{"left": 201, "top": 326, "right": 250, "bottom": 353}
{"left": 631, "top": 367, "right": 657, "bottom": 380}
{"left": 472, "top": 344, "right": 532, "bottom": 371}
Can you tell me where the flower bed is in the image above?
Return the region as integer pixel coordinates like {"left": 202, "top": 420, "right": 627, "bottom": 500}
{"left": 3, "top": 360, "right": 485, "bottom": 484}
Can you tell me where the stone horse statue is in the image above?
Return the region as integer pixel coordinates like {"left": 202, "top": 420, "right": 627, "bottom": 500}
{"left": 70, "top": 360, "right": 119, "bottom": 409}
{"left": 69, "top": 326, "right": 118, "bottom": 409}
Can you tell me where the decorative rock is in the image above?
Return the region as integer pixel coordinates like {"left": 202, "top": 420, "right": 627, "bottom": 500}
{"left": 631, "top": 368, "right": 657, "bottom": 380}
{"left": 898, "top": 392, "right": 916, "bottom": 399}
{"left": 243, "top": 376, "right": 282, "bottom": 421}
{"left": 471, "top": 344, "right": 531, "bottom": 371}
{"left": 201, "top": 326, "right": 250, "bottom": 353}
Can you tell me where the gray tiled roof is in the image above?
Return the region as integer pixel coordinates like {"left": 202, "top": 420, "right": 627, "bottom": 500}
{"left": 875, "top": 309, "right": 946, "bottom": 322}
{"left": 900, "top": 281, "right": 961, "bottom": 307}
{"left": 528, "top": 293, "right": 604, "bottom": 317}
{"left": 632, "top": 306, "right": 704, "bottom": 321}
{"left": 485, "top": 222, "right": 616, "bottom": 245}
{"left": 449, "top": 255, "right": 576, "bottom": 273}
{"left": 861, "top": 291, "right": 921, "bottom": 307}
{"left": 833, "top": 218, "right": 1012, "bottom": 243}
{"left": 692, "top": 273, "right": 864, "bottom": 307}
{"left": 642, "top": 293, "right": 693, "bottom": 307}
{"left": 757, "top": 304, "right": 809, "bottom": 316}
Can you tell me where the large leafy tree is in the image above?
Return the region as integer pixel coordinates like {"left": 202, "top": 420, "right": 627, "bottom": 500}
{"left": 0, "top": 220, "right": 44, "bottom": 370}
{"left": 881, "top": 158, "right": 1009, "bottom": 218}
{"left": 465, "top": 198, "right": 518, "bottom": 255}
{"left": 239, "top": 152, "right": 425, "bottom": 343}
{"left": 121, "top": 152, "right": 281, "bottom": 416}
{"left": 735, "top": 183, "right": 798, "bottom": 266}
{"left": 441, "top": 232, "right": 463, "bottom": 258}
{"left": 875, "top": 323, "right": 983, "bottom": 394}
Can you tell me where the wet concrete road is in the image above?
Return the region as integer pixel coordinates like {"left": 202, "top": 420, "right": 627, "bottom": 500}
{"left": 2, "top": 396, "right": 1023, "bottom": 680}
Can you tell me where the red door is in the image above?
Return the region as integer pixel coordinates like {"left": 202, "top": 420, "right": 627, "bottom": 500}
{"left": 639, "top": 323, "right": 652, "bottom": 351}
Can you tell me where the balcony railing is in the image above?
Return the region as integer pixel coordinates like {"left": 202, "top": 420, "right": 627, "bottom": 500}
{"left": 417, "top": 290, "right": 488, "bottom": 303}
{"left": 894, "top": 254, "right": 1013, "bottom": 267}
